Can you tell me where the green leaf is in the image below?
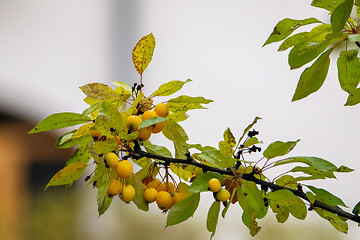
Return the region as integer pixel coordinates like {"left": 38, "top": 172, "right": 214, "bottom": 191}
{"left": 263, "top": 18, "right": 321, "bottom": 46}
{"left": 315, "top": 208, "right": 348, "bottom": 233}
{"left": 336, "top": 165, "right": 354, "bottom": 172}
{"left": 278, "top": 32, "right": 311, "bottom": 51}
{"left": 207, "top": 201, "right": 221, "bottom": 239}
{"left": 292, "top": 48, "right": 332, "bottom": 101}
{"left": 139, "top": 117, "right": 168, "bottom": 130}
{"left": 331, "top": 0, "right": 354, "bottom": 32}
{"left": 292, "top": 166, "right": 336, "bottom": 181}
{"left": 218, "top": 128, "right": 236, "bottom": 157}
{"left": 263, "top": 140, "right": 300, "bottom": 160}
{"left": 242, "top": 211, "right": 261, "bottom": 236}
{"left": 268, "top": 189, "right": 307, "bottom": 220}
{"left": 93, "top": 138, "right": 118, "bottom": 155}
{"left": 29, "top": 112, "right": 92, "bottom": 134}
{"left": 97, "top": 178, "right": 112, "bottom": 216}
{"left": 307, "top": 185, "right": 347, "bottom": 207}
{"left": 311, "top": 0, "right": 346, "bottom": 11}
{"left": 167, "top": 95, "right": 213, "bottom": 113}
{"left": 242, "top": 181, "right": 268, "bottom": 218}
{"left": 151, "top": 79, "right": 192, "bottom": 97}
{"left": 288, "top": 24, "right": 333, "bottom": 69}
{"left": 45, "top": 162, "right": 88, "bottom": 190}
{"left": 243, "top": 137, "right": 262, "bottom": 148}
{"left": 132, "top": 33, "right": 156, "bottom": 75}
{"left": 337, "top": 49, "right": 360, "bottom": 94}
{"left": 275, "top": 175, "right": 297, "bottom": 190}
{"left": 352, "top": 201, "right": 360, "bottom": 215}
{"left": 82, "top": 102, "right": 102, "bottom": 117}
{"left": 166, "top": 192, "right": 200, "bottom": 227}
{"left": 142, "top": 141, "right": 173, "bottom": 158}
{"left": 130, "top": 174, "right": 149, "bottom": 211}
{"left": 198, "top": 146, "right": 237, "bottom": 169}
{"left": 56, "top": 133, "right": 93, "bottom": 149}
{"left": 275, "top": 156, "right": 338, "bottom": 170}
{"left": 162, "top": 120, "right": 189, "bottom": 159}
{"left": 306, "top": 191, "right": 316, "bottom": 204}
{"left": 345, "top": 88, "right": 360, "bottom": 106}
{"left": 65, "top": 143, "right": 92, "bottom": 166}
{"left": 221, "top": 188, "right": 237, "bottom": 218}
{"left": 189, "top": 172, "right": 223, "bottom": 192}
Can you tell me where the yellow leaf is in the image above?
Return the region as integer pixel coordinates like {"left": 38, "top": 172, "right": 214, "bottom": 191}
{"left": 132, "top": 33, "right": 156, "bottom": 75}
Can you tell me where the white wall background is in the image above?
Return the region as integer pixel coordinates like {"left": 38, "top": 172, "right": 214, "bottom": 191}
{"left": 0, "top": 0, "right": 359, "bottom": 239}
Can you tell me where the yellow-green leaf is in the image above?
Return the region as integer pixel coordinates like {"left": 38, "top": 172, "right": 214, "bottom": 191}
{"left": 150, "top": 79, "right": 192, "bottom": 97}
{"left": 45, "top": 162, "right": 88, "bottom": 190}
{"left": 132, "top": 33, "right": 155, "bottom": 75}
{"left": 315, "top": 208, "right": 348, "bottom": 233}
{"left": 29, "top": 112, "right": 92, "bottom": 134}
{"left": 207, "top": 201, "right": 221, "bottom": 239}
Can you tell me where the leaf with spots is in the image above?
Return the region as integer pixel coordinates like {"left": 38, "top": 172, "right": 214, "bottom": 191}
{"left": 307, "top": 185, "right": 347, "bottom": 207}
{"left": 132, "top": 33, "right": 156, "bottom": 75}
{"left": 151, "top": 79, "right": 192, "bottom": 97}
{"left": 263, "top": 18, "right": 321, "bottom": 46}
{"left": 28, "top": 112, "right": 92, "bottom": 134}
{"left": 45, "top": 162, "right": 88, "bottom": 190}
{"left": 315, "top": 208, "right": 348, "bottom": 233}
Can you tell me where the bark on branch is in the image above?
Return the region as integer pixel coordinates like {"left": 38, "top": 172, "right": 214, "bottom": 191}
{"left": 129, "top": 148, "right": 360, "bottom": 224}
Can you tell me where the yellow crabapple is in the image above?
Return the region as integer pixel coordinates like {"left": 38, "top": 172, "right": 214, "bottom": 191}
{"left": 154, "top": 103, "right": 169, "bottom": 117}
{"left": 115, "top": 160, "right": 133, "bottom": 179}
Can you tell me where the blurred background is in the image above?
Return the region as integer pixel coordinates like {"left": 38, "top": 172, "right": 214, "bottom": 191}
{"left": 0, "top": 0, "right": 359, "bottom": 239}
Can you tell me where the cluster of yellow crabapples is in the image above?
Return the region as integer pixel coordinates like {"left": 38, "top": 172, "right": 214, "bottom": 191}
{"left": 94, "top": 101, "right": 231, "bottom": 211}
{"left": 104, "top": 149, "right": 231, "bottom": 211}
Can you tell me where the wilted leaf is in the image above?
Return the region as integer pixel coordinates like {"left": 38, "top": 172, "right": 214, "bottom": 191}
{"left": 166, "top": 192, "right": 200, "bottom": 227}
{"left": 29, "top": 112, "right": 92, "bottom": 134}
{"left": 292, "top": 48, "right": 332, "bottom": 101}
{"left": 167, "top": 95, "right": 213, "bottom": 113}
{"left": 162, "top": 120, "right": 189, "bottom": 159}
{"left": 219, "top": 128, "right": 236, "bottom": 157}
{"left": 207, "top": 201, "right": 221, "bottom": 239}
{"left": 170, "top": 163, "right": 195, "bottom": 182}
{"left": 330, "top": 0, "right": 354, "bottom": 32}
{"left": 93, "top": 138, "right": 118, "bottom": 155}
{"left": 263, "top": 140, "right": 300, "bottom": 160}
{"left": 80, "top": 83, "right": 119, "bottom": 101}
{"left": 242, "top": 211, "right": 261, "bottom": 236}
{"left": 263, "top": 18, "right": 321, "bottom": 46}
{"left": 45, "top": 162, "right": 88, "bottom": 190}
{"left": 132, "top": 33, "right": 155, "bottom": 75}
{"left": 238, "top": 117, "right": 261, "bottom": 144}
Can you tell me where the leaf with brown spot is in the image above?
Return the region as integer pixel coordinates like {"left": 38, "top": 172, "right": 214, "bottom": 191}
{"left": 132, "top": 33, "right": 156, "bottom": 75}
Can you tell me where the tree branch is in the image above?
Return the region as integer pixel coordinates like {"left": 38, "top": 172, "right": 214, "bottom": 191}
{"left": 129, "top": 149, "right": 360, "bottom": 224}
